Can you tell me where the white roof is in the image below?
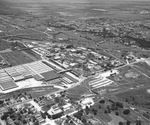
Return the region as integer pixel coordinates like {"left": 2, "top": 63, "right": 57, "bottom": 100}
{"left": 81, "top": 98, "right": 94, "bottom": 105}
{"left": 62, "top": 103, "right": 72, "bottom": 109}
{"left": 48, "top": 106, "right": 62, "bottom": 115}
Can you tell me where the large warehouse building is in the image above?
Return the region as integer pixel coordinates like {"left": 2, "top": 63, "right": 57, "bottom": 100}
{"left": 0, "top": 60, "right": 79, "bottom": 93}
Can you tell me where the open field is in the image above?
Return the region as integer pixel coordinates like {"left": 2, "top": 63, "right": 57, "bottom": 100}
{"left": 0, "top": 86, "right": 60, "bottom": 99}
{"left": 1, "top": 50, "right": 35, "bottom": 66}
{"left": 27, "top": 86, "right": 60, "bottom": 98}
{"left": 100, "top": 41, "right": 150, "bottom": 59}
{"left": 24, "top": 49, "right": 41, "bottom": 60}
{"left": 105, "top": 49, "right": 135, "bottom": 63}
{"left": 100, "top": 41, "right": 137, "bottom": 51}
{"left": 90, "top": 101, "right": 112, "bottom": 123}
{"left": 67, "top": 85, "right": 92, "bottom": 96}
{"left": 0, "top": 29, "right": 49, "bottom": 40}
{"left": 92, "top": 98, "right": 149, "bottom": 124}
{"left": 116, "top": 87, "right": 150, "bottom": 110}
{"left": 74, "top": 97, "right": 143, "bottom": 125}
{"left": 108, "top": 66, "right": 150, "bottom": 88}
{"left": 133, "top": 62, "right": 150, "bottom": 77}
{"left": 0, "top": 55, "right": 3, "bottom": 62}
{"left": 0, "top": 39, "right": 11, "bottom": 51}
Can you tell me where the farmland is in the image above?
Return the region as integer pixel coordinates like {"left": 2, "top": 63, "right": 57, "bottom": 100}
{"left": 0, "top": 39, "right": 41, "bottom": 68}
{"left": 1, "top": 50, "right": 36, "bottom": 66}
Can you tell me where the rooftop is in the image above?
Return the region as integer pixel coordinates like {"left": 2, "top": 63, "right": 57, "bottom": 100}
{"left": 0, "top": 81, "right": 18, "bottom": 91}
{"left": 41, "top": 71, "right": 60, "bottom": 81}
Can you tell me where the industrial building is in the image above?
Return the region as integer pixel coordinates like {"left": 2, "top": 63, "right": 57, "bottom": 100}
{"left": 0, "top": 60, "right": 79, "bottom": 93}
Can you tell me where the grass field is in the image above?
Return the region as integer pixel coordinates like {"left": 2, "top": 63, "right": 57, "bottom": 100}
{"left": 0, "top": 40, "right": 11, "bottom": 51}
{"left": 67, "top": 85, "right": 92, "bottom": 96}
{"left": 133, "top": 62, "right": 150, "bottom": 77}
{"left": 0, "top": 86, "right": 60, "bottom": 99}
{"left": 108, "top": 112, "right": 125, "bottom": 125}
{"left": 1, "top": 28, "right": 48, "bottom": 40}
{"left": 90, "top": 102, "right": 112, "bottom": 123}
{"left": 27, "top": 86, "right": 60, "bottom": 98}
{"left": 1, "top": 50, "right": 35, "bottom": 66}
{"left": 116, "top": 87, "right": 150, "bottom": 109}
{"left": 106, "top": 49, "right": 133, "bottom": 63}
{"left": 0, "top": 55, "right": 3, "bottom": 62}
{"left": 24, "top": 49, "right": 41, "bottom": 60}
{"left": 108, "top": 66, "right": 150, "bottom": 88}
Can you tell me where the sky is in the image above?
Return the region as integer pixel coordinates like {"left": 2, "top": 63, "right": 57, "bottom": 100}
{"left": 0, "top": 0, "right": 149, "bottom": 10}
{"left": 0, "top": 0, "right": 149, "bottom": 6}
{"left": 1, "top": 0, "right": 150, "bottom": 3}
{"left": 0, "top": 0, "right": 149, "bottom": 16}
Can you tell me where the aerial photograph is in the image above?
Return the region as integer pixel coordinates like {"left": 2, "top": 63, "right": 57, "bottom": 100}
{"left": 0, "top": 0, "right": 150, "bottom": 125}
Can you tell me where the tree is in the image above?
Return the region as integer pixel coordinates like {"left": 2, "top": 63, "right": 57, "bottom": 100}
{"left": 66, "top": 115, "right": 71, "bottom": 119}
{"left": 14, "top": 121, "right": 19, "bottom": 125}
{"left": 99, "top": 105, "right": 101, "bottom": 109}
{"left": 104, "top": 110, "right": 108, "bottom": 114}
{"left": 103, "top": 27, "right": 107, "bottom": 38}
{"left": 54, "top": 97, "right": 60, "bottom": 103}
{"left": 116, "top": 102, "right": 124, "bottom": 108}
{"left": 34, "top": 121, "right": 39, "bottom": 125}
{"left": 47, "top": 114, "right": 51, "bottom": 119}
{"left": 136, "top": 120, "right": 141, "bottom": 125}
{"left": 106, "top": 105, "right": 109, "bottom": 109}
{"left": 74, "top": 112, "right": 82, "bottom": 120}
{"left": 22, "top": 120, "right": 27, "bottom": 124}
{"left": 99, "top": 100, "right": 105, "bottom": 104}
{"left": 93, "top": 111, "right": 97, "bottom": 115}
{"left": 82, "top": 118, "right": 87, "bottom": 123}
{"left": 111, "top": 103, "right": 118, "bottom": 111}
{"left": 92, "top": 109, "right": 97, "bottom": 115}
{"left": 85, "top": 106, "right": 90, "bottom": 115}
{"left": 87, "top": 53, "right": 95, "bottom": 60}
{"left": 66, "top": 44, "right": 74, "bottom": 49}
{"left": 70, "top": 120, "right": 73, "bottom": 123}
{"left": 41, "top": 112, "right": 46, "bottom": 119}
{"left": 126, "top": 120, "right": 131, "bottom": 125}
{"left": 107, "top": 108, "right": 111, "bottom": 113}
{"left": 115, "top": 112, "right": 119, "bottom": 116}
{"left": 119, "top": 121, "right": 123, "bottom": 125}
{"left": 123, "top": 109, "right": 130, "bottom": 115}
{"left": 1, "top": 113, "right": 8, "bottom": 120}
{"left": 0, "top": 100, "right": 4, "bottom": 105}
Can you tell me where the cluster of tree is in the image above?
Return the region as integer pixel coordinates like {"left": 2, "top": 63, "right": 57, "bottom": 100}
{"left": 73, "top": 98, "right": 143, "bottom": 125}
{"left": 119, "top": 119, "right": 142, "bottom": 125}
{"left": 125, "top": 96, "right": 139, "bottom": 106}
{"left": 1, "top": 108, "right": 40, "bottom": 125}
{"left": 74, "top": 110, "right": 83, "bottom": 121}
